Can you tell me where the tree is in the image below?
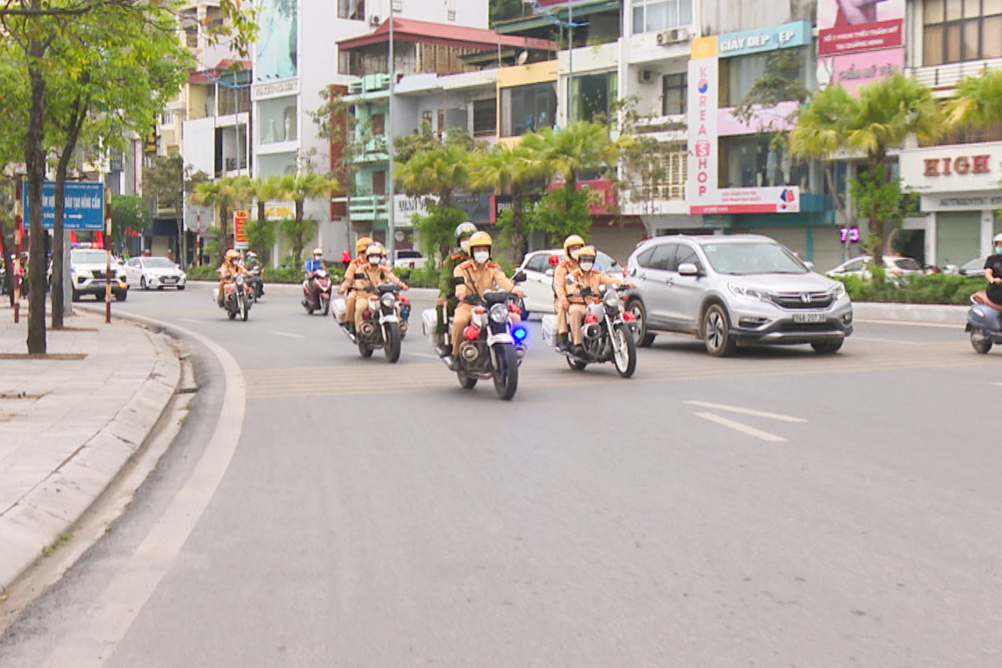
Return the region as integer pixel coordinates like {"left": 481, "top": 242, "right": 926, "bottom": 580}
{"left": 110, "top": 195, "right": 151, "bottom": 257}
{"left": 521, "top": 121, "right": 620, "bottom": 196}
{"left": 1, "top": 0, "right": 255, "bottom": 353}
{"left": 275, "top": 171, "right": 338, "bottom": 268}
{"left": 789, "top": 75, "right": 944, "bottom": 269}
{"left": 395, "top": 143, "right": 474, "bottom": 259}
{"left": 469, "top": 142, "right": 542, "bottom": 264}
{"left": 946, "top": 68, "right": 1002, "bottom": 128}
{"left": 191, "top": 177, "right": 250, "bottom": 262}
{"left": 144, "top": 156, "right": 187, "bottom": 264}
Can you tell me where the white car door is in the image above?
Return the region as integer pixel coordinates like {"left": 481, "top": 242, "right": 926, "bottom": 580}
{"left": 520, "top": 252, "right": 557, "bottom": 313}
{"left": 126, "top": 258, "right": 141, "bottom": 285}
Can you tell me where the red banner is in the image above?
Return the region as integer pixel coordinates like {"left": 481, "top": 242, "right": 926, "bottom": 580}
{"left": 233, "top": 210, "right": 249, "bottom": 248}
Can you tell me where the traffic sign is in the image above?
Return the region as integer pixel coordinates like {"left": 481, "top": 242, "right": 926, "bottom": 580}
{"left": 21, "top": 181, "right": 105, "bottom": 230}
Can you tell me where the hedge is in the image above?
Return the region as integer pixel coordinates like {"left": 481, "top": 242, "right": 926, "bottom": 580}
{"left": 833, "top": 274, "right": 984, "bottom": 305}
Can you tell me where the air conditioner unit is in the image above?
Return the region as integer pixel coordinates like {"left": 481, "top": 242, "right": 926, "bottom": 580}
{"left": 656, "top": 27, "right": 691, "bottom": 45}
{"left": 369, "top": 13, "right": 380, "bottom": 26}
{"left": 638, "top": 69, "right": 654, "bottom": 84}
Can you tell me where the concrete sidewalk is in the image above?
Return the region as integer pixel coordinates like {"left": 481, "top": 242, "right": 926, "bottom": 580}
{"left": 0, "top": 301, "right": 181, "bottom": 596}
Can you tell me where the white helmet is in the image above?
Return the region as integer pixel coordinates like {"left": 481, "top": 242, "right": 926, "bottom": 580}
{"left": 993, "top": 233, "right": 1002, "bottom": 245}
{"left": 313, "top": 247, "right": 323, "bottom": 256}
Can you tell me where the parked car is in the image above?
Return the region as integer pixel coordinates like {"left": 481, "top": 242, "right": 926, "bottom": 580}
{"left": 517, "top": 248, "right": 623, "bottom": 315}
{"left": 125, "top": 256, "right": 187, "bottom": 290}
{"left": 70, "top": 248, "right": 129, "bottom": 301}
{"left": 957, "top": 257, "right": 988, "bottom": 277}
{"left": 393, "top": 249, "right": 428, "bottom": 270}
{"left": 826, "top": 255, "right": 924, "bottom": 281}
{"left": 624, "top": 234, "right": 853, "bottom": 356}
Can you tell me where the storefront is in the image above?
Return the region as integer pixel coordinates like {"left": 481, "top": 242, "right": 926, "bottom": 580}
{"left": 900, "top": 142, "right": 1002, "bottom": 268}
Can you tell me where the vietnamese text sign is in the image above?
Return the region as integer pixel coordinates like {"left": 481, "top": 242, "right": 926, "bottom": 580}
{"left": 233, "top": 210, "right": 249, "bottom": 249}
{"left": 716, "top": 21, "right": 811, "bottom": 59}
{"left": 22, "top": 181, "right": 105, "bottom": 230}
{"left": 818, "top": 0, "right": 903, "bottom": 55}
{"left": 817, "top": 48, "right": 904, "bottom": 95}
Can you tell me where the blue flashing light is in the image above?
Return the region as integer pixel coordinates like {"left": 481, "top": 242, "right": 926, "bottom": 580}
{"left": 512, "top": 326, "right": 528, "bottom": 343}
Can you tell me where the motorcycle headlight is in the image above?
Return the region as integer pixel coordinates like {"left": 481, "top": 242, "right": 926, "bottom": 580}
{"left": 728, "top": 283, "right": 771, "bottom": 302}
{"left": 489, "top": 303, "right": 508, "bottom": 324}
{"left": 603, "top": 288, "right": 620, "bottom": 308}
{"left": 380, "top": 293, "right": 395, "bottom": 308}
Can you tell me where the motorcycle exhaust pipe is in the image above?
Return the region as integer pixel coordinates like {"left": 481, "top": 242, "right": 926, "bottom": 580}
{"left": 359, "top": 322, "right": 376, "bottom": 337}
{"left": 460, "top": 341, "right": 479, "bottom": 362}
{"left": 583, "top": 324, "right": 600, "bottom": 339}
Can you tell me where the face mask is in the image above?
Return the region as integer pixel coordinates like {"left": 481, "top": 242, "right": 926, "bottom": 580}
{"left": 368, "top": 256, "right": 381, "bottom": 265}
{"left": 460, "top": 240, "right": 469, "bottom": 253}
{"left": 996, "top": 247, "right": 1002, "bottom": 255}
{"left": 569, "top": 249, "right": 580, "bottom": 260}
{"left": 474, "top": 250, "right": 490, "bottom": 264}
{"left": 579, "top": 261, "right": 594, "bottom": 272}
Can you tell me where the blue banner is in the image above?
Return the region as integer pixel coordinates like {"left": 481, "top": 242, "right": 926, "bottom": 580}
{"left": 22, "top": 181, "right": 105, "bottom": 231}
{"left": 717, "top": 21, "right": 811, "bottom": 59}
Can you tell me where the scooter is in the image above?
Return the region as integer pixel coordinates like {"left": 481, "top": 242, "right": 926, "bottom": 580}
{"left": 966, "top": 291, "right": 1002, "bottom": 353}
{"left": 302, "top": 268, "right": 333, "bottom": 315}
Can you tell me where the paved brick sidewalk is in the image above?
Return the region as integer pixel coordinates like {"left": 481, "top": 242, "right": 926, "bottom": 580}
{"left": 0, "top": 301, "right": 180, "bottom": 595}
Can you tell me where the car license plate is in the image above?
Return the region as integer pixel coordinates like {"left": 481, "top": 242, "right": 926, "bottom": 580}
{"left": 163, "top": 277, "right": 176, "bottom": 283}
{"left": 793, "top": 312, "right": 826, "bottom": 323}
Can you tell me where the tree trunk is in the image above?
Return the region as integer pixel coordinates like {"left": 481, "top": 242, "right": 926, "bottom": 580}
{"left": 511, "top": 185, "right": 525, "bottom": 265}
{"left": 25, "top": 44, "right": 47, "bottom": 355}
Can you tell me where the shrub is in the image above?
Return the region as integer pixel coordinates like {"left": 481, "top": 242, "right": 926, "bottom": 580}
{"left": 833, "top": 274, "right": 983, "bottom": 304}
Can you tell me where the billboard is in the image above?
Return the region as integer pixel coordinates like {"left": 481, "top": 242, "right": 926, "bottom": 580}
{"left": 22, "top": 181, "right": 105, "bottom": 231}
{"left": 818, "top": 0, "right": 904, "bottom": 56}
{"left": 817, "top": 48, "right": 904, "bottom": 95}
{"left": 255, "top": 0, "right": 298, "bottom": 81}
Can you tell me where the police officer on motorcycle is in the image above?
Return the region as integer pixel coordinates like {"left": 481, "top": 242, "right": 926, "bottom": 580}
{"left": 553, "top": 234, "right": 585, "bottom": 351}
{"left": 345, "top": 243, "right": 408, "bottom": 331}
{"left": 435, "top": 221, "right": 477, "bottom": 356}
{"left": 217, "top": 249, "right": 249, "bottom": 307}
{"left": 566, "top": 246, "right": 631, "bottom": 355}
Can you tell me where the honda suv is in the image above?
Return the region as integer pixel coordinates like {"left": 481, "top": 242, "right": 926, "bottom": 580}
{"left": 625, "top": 235, "right": 852, "bottom": 356}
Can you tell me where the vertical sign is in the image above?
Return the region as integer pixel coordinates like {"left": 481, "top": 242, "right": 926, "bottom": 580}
{"left": 687, "top": 37, "right": 719, "bottom": 210}
{"left": 233, "top": 210, "right": 249, "bottom": 249}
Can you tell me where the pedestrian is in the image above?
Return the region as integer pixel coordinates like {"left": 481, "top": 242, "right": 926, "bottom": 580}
{"left": 341, "top": 248, "right": 351, "bottom": 270}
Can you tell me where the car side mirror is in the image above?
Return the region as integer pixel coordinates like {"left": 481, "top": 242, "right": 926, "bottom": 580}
{"left": 677, "top": 262, "right": 699, "bottom": 277}
{"left": 544, "top": 268, "right": 554, "bottom": 277}
{"left": 511, "top": 270, "right": 526, "bottom": 283}
{"left": 450, "top": 276, "right": 465, "bottom": 286}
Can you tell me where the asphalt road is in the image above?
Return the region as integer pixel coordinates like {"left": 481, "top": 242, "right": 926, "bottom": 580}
{"left": 2, "top": 283, "right": 1001, "bottom": 667}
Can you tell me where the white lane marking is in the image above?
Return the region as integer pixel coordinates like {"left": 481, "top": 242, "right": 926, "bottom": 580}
{"left": 39, "top": 316, "right": 246, "bottom": 668}
{"left": 269, "top": 330, "right": 306, "bottom": 339}
{"left": 850, "top": 336, "right": 921, "bottom": 345}
{"left": 684, "top": 400, "right": 807, "bottom": 423}
{"left": 409, "top": 352, "right": 442, "bottom": 359}
{"left": 854, "top": 318, "right": 959, "bottom": 329}
{"left": 694, "top": 412, "right": 787, "bottom": 443}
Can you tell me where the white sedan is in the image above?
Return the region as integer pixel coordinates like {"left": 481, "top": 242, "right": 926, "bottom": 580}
{"left": 516, "top": 248, "right": 623, "bottom": 316}
{"left": 825, "top": 255, "right": 924, "bottom": 281}
{"left": 125, "top": 256, "right": 187, "bottom": 290}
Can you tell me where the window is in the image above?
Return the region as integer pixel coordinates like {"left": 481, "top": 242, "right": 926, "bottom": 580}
{"left": 338, "top": 0, "right": 365, "bottom": 20}
{"left": 924, "top": 0, "right": 1002, "bottom": 66}
{"left": 501, "top": 82, "right": 557, "bottom": 137}
{"left": 473, "top": 98, "right": 497, "bottom": 137}
{"left": 371, "top": 113, "right": 385, "bottom": 136}
{"left": 662, "top": 73, "right": 686, "bottom": 115}
{"left": 674, "top": 245, "right": 702, "bottom": 272}
{"left": 718, "top": 135, "right": 809, "bottom": 189}
{"left": 718, "top": 48, "right": 807, "bottom": 108}
{"left": 571, "top": 72, "right": 618, "bottom": 123}
{"left": 525, "top": 253, "right": 551, "bottom": 273}
{"left": 648, "top": 243, "right": 678, "bottom": 271}
{"left": 632, "top": 0, "right": 693, "bottom": 34}
{"left": 372, "top": 170, "right": 386, "bottom": 196}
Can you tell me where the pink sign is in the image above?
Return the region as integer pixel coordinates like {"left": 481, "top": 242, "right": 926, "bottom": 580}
{"left": 817, "top": 0, "right": 904, "bottom": 56}
{"left": 817, "top": 48, "right": 904, "bottom": 95}
{"left": 718, "top": 101, "right": 799, "bottom": 137}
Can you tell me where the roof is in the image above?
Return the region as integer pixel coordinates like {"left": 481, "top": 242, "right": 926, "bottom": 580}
{"left": 337, "top": 18, "right": 556, "bottom": 53}
{"left": 187, "top": 59, "right": 251, "bottom": 85}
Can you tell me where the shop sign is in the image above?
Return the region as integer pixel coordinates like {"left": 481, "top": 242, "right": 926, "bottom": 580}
{"left": 818, "top": 0, "right": 903, "bottom": 56}
{"left": 817, "top": 48, "right": 904, "bottom": 95}
{"left": 920, "top": 191, "right": 1002, "bottom": 212}
{"left": 716, "top": 21, "right": 810, "bottom": 59}
{"left": 900, "top": 143, "right": 1002, "bottom": 192}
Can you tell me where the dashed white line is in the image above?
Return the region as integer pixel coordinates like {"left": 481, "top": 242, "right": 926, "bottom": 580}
{"left": 693, "top": 412, "right": 787, "bottom": 443}
{"left": 684, "top": 400, "right": 807, "bottom": 423}
{"left": 850, "top": 336, "right": 922, "bottom": 345}
{"left": 269, "top": 331, "right": 306, "bottom": 339}
{"left": 409, "top": 352, "right": 442, "bottom": 359}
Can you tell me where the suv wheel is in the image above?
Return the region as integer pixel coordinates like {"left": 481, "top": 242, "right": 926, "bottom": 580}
{"left": 628, "top": 299, "right": 655, "bottom": 347}
{"left": 702, "top": 303, "right": 736, "bottom": 357}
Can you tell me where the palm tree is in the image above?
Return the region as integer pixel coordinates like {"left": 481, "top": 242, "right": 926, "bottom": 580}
{"left": 469, "top": 142, "right": 542, "bottom": 264}
{"left": 946, "top": 68, "right": 1002, "bottom": 128}
{"left": 521, "top": 121, "right": 620, "bottom": 194}
{"left": 394, "top": 143, "right": 471, "bottom": 210}
{"left": 250, "top": 175, "right": 283, "bottom": 225}
{"left": 190, "top": 176, "right": 245, "bottom": 261}
{"left": 790, "top": 74, "right": 943, "bottom": 264}
{"left": 275, "top": 172, "right": 338, "bottom": 267}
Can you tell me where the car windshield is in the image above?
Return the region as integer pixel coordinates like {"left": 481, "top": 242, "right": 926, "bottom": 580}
{"left": 72, "top": 250, "right": 107, "bottom": 264}
{"left": 145, "top": 258, "right": 176, "bottom": 268}
{"left": 702, "top": 242, "right": 808, "bottom": 275}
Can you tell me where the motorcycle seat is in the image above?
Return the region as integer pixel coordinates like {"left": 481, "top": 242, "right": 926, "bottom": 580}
{"left": 972, "top": 291, "right": 1002, "bottom": 313}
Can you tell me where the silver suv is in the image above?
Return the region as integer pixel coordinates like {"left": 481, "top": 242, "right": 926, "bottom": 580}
{"left": 625, "top": 235, "right": 853, "bottom": 356}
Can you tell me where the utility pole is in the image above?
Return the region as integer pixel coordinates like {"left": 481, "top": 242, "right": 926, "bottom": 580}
{"left": 386, "top": 1, "right": 398, "bottom": 259}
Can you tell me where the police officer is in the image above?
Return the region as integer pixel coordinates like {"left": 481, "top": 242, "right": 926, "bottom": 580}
{"left": 337, "top": 236, "right": 373, "bottom": 332}
{"left": 566, "top": 246, "right": 631, "bottom": 354}
{"left": 344, "top": 243, "right": 408, "bottom": 332}
{"left": 553, "top": 234, "right": 585, "bottom": 351}
{"left": 435, "top": 221, "right": 477, "bottom": 356}
{"left": 450, "top": 231, "right": 524, "bottom": 368}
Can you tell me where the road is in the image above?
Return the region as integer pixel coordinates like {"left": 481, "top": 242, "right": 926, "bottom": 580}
{"left": 2, "top": 283, "right": 1001, "bottom": 667}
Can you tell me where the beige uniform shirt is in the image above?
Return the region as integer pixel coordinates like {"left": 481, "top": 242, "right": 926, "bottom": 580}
{"left": 345, "top": 263, "right": 404, "bottom": 293}
{"left": 454, "top": 260, "right": 515, "bottom": 300}
{"left": 552, "top": 257, "right": 579, "bottom": 302}
{"left": 568, "top": 268, "right": 621, "bottom": 303}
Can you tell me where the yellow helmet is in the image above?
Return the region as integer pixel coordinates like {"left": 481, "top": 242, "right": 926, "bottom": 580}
{"left": 577, "top": 245, "right": 597, "bottom": 261}
{"left": 355, "top": 236, "right": 373, "bottom": 254}
{"left": 225, "top": 249, "right": 239, "bottom": 261}
{"left": 563, "top": 234, "right": 585, "bottom": 255}
{"left": 467, "top": 231, "right": 492, "bottom": 250}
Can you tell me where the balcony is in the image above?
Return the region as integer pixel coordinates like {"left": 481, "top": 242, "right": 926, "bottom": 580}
{"left": 910, "top": 59, "right": 1002, "bottom": 93}
{"left": 347, "top": 195, "right": 387, "bottom": 222}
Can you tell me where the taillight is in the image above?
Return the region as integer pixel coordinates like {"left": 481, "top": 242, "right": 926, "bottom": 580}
{"left": 464, "top": 325, "right": 480, "bottom": 340}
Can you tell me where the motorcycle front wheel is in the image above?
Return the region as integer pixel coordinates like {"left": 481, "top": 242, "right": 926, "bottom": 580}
{"left": 971, "top": 328, "right": 993, "bottom": 354}
{"left": 492, "top": 343, "right": 519, "bottom": 400}
{"left": 384, "top": 322, "right": 402, "bottom": 363}
{"left": 612, "top": 323, "right": 637, "bottom": 378}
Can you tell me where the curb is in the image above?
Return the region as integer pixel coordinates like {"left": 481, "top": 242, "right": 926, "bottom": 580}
{"left": 852, "top": 302, "right": 969, "bottom": 326}
{"left": 0, "top": 314, "right": 182, "bottom": 594}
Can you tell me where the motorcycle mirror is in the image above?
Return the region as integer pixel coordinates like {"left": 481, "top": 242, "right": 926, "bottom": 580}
{"left": 511, "top": 270, "right": 526, "bottom": 283}
{"left": 399, "top": 270, "right": 412, "bottom": 282}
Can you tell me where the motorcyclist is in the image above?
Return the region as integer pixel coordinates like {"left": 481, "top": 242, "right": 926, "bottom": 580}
{"left": 217, "top": 249, "right": 249, "bottom": 306}
{"left": 566, "top": 246, "right": 631, "bottom": 355}
{"left": 337, "top": 236, "right": 373, "bottom": 332}
{"left": 435, "top": 221, "right": 477, "bottom": 356}
{"left": 343, "top": 242, "right": 408, "bottom": 332}
{"left": 242, "top": 250, "right": 263, "bottom": 297}
{"left": 304, "top": 247, "right": 326, "bottom": 277}
{"left": 450, "top": 231, "right": 524, "bottom": 368}
{"left": 553, "top": 234, "right": 585, "bottom": 351}
{"left": 984, "top": 233, "right": 1002, "bottom": 305}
